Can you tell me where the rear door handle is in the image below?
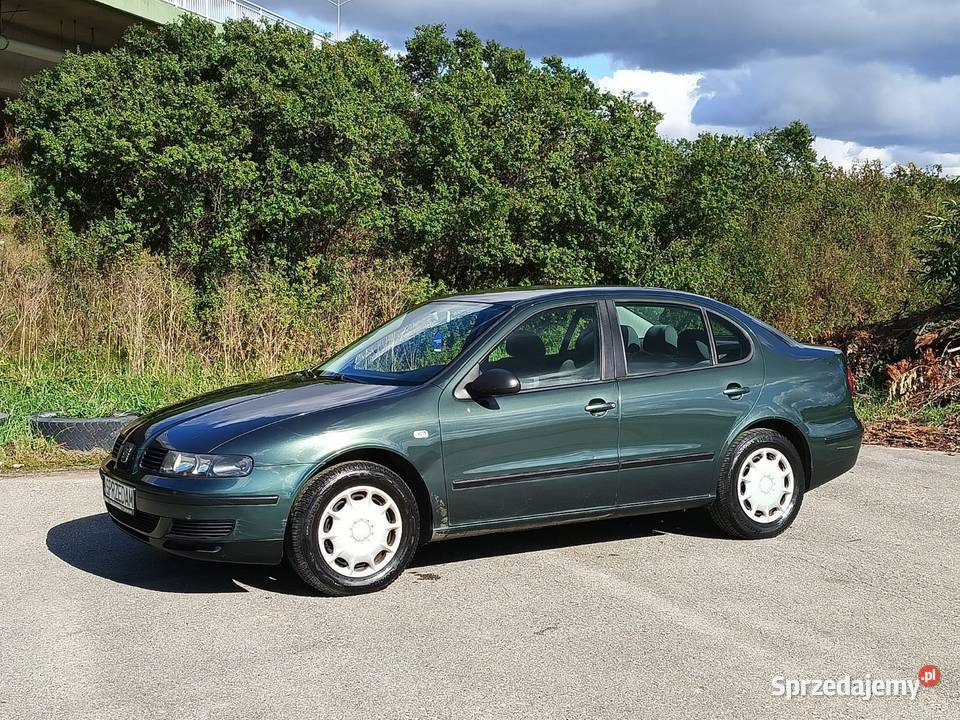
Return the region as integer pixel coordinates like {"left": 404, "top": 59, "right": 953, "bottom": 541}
{"left": 585, "top": 399, "right": 616, "bottom": 416}
{"left": 723, "top": 383, "right": 751, "bottom": 399}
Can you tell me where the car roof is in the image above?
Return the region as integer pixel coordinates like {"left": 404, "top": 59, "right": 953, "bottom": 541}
{"left": 436, "top": 286, "right": 803, "bottom": 350}
{"left": 442, "top": 286, "right": 719, "bottom": 308}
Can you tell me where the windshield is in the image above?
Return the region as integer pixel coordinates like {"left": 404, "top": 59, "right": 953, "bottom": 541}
{"left": 315, "top": 301, "right": 508, "bottom": 385}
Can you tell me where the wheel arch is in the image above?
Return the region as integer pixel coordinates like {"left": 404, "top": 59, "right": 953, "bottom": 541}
{"left": 302, "top": 447, "right": 435, "bottom": 546}
{"left": 740, "top": 417, "right": 812, "bottom": 489}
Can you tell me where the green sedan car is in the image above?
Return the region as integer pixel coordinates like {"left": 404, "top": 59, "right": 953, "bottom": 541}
{"left": 101, "top": 287, "right": 863, "bottom": 595}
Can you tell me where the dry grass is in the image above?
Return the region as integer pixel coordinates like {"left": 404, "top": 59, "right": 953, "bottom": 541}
{"left": 0, "top": 181, "right": 431, "bottom": 380}
{"left": 0, "top": 165, "right": 434, "bottom": 464}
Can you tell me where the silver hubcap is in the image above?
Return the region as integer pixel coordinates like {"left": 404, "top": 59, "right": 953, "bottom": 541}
{"left": 318, "top": 485, "right": 403, "bottom": 578}
{"left": 737, "top": 447, "right": 795, "bottom": 524}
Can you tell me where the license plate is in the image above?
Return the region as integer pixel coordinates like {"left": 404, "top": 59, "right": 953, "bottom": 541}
{"left": 103, "top": 476, "right": 136, "bottom": 515}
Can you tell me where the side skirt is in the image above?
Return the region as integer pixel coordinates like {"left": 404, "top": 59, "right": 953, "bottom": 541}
{"left": 429, "top": 493, "right": 715, "bottom": 541}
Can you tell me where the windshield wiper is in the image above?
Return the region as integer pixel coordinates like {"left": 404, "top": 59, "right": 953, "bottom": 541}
{"left": 312, "top": 370, "right": 362, "bottom": 383}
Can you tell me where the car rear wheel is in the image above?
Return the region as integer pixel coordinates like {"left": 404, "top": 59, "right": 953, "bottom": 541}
{"left": 709, "top": 429, "right": 804, "bottom": 539}
{"left": 285, "top": 461, "right": 420, "bottom": 595}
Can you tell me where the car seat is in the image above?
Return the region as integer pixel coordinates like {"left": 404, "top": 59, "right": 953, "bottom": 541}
{"left": 677, "top": 329, "right": 710, "bottom": 363}
{"left": 495, "top": 330, "right": 548, "bottom": 378}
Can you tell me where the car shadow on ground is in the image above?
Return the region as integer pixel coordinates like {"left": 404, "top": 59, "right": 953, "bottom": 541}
{"left": 46, "top": 509, "right": 725, "bottom": 595}
{"left": 411, "top": 509, "right": 725, "bottom": 568}
{"left": 45, "top": 514, "right": 314, "bottom": 595}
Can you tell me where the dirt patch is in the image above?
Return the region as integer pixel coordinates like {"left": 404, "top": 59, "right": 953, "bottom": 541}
{"left": 864, "top": 417, "right": 960, "bottom": 453}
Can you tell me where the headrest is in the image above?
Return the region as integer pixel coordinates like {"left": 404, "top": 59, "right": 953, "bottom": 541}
{"left": 621, "top": 325, "right": 640, "bottom": 349}
{"left": 505, "top": 331, "right": 546, "bottom": 359}
{"left": 643, "top": 325, "right": 678, "bottom": 355}
{"left": 678, "top": 329, "right": 709, "bottom": 360}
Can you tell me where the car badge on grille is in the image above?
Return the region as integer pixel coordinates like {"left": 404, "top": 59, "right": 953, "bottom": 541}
{"left": 118, "top": 442, "right": 136, "bottom": 465}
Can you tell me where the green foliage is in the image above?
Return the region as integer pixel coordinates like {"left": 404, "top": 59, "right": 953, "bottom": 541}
{"left": 12, "top": 19, "right": 672, "bottom": 293}
{"left": 919, "top": 199, "right": 960, "bottom": 302}
{"left": 8, "top": 18, "right": 958, "bottom": 341}
{"left": 395, "top": 27, "right": 670, "bottom": 288}
{"left": 12, "top": 18, "right": 412, "bottom": 284}
{"left": 855, "top": 387, "right": 960, "bottom": 427}
{"left": 653, "top": 140, "right": 949, "bottom": 337}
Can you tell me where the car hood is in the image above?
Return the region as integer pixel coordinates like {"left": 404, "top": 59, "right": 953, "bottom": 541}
{"left": 120, "top": 373, "right": 410, "bottom": 453}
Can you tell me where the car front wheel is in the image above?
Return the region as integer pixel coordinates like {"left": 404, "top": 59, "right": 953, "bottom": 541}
{"left": 285, "top": 461, "right": 420, "bottom": 595}
{"left": 708, "top": 428, "right": 805, "bottom": 539}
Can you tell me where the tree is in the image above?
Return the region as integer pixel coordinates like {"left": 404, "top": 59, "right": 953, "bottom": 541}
{"left": 394, "top": 26, "right": 671, "bottom": 288}
{"left": 12, "top": 19, "right": 672, "bottom": 292}
{"left": 12, "top": 18, "right": 411, "bottom": 287}
{"left": 9, "top": 19, "right": 953, "bottom": 338}
{"left": 757, "top": 121, "right": 818, "bottom": 176}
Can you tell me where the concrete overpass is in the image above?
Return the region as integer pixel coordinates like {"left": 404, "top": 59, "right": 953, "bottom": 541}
{"left": 0, "top": 0, "right": 318, "bottom": 97}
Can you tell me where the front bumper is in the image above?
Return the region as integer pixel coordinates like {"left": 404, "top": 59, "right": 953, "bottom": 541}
{"left": 100, "top": 464, "right": 296, "bottom": 565}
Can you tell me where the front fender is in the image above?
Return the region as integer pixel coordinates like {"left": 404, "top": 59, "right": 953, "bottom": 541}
{"left": 214, "top": 385, "right": 446, "bottom": 527}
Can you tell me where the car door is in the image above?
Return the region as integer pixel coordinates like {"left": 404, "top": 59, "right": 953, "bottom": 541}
{"left": 611, "top": 299, "right": 764, "bottom": 505}
{"left": 438, "top": 300, "right": 620, "bottom": 526}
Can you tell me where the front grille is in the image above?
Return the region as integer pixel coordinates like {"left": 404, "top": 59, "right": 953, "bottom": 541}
{"left": 106, "top": 503, "right": 160, "bottom": 535}
{"left": 111, "top": 435, "right": 124, "bottom": 458}
{"left": 168, "top": 519, "right": 236, "bottom": 539}
{"left": 140, "top": 444, "right": 168, "bottom": 474}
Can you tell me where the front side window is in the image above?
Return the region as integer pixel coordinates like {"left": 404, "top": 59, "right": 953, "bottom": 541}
{"left": 318, "top": 301, "right": 508, "bottom": 385}
{"left": 480, "top": 304, "right": 601, "bottom": 389}
{"left": 616, "top": 302, "right": 711, "bottom": 374}
{"left": 709, "top": 312, "right": 751, "bottom": 364}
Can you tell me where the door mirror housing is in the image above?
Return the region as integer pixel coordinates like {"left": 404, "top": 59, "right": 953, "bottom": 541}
{"left": 466, "top": 368, "right": 521, "bottom": 399}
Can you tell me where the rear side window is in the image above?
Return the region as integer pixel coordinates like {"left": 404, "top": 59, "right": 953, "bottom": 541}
{"left": 616, "top": 302, "right": 711, "bottom": 374}
{"left": 708, "top": 313, "right": 751, "bottom": 364}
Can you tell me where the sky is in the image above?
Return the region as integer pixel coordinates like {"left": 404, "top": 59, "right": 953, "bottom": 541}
{"left": 279, "top": 0, "right": 960, "bottom": 174}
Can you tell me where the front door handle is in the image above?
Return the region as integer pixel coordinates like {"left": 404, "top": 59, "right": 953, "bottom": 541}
{"left": 723, "top": 383, "right": 751, "bottom": 399}
{"left": 585, "top": 399, "right": 616, "bottom": 416}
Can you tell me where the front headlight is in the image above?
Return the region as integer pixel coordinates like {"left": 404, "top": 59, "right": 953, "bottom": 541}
{"left": 159, "top": 451, "right": 254, "bottom": 478}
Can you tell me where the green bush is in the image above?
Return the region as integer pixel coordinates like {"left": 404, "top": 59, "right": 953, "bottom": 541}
{"left": 9, "top": 18, "right": 959, "bottom": 340}
{"left": 11, "top": 19, "right": 670, "bottom": 294}
{"left": 919, "top": 199, "right": 960, "bottom": 303}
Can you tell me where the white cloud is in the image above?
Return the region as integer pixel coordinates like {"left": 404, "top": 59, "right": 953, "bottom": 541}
{"left": 908, "top": 151, "right": 960, "bottom": 176}
{"left": 594, "top": 67, "right": 960, "bottom": 175}
{"left": 693, "top": 57, "right": 960, "bottom": 153}
{"left": 596, "top": 68, "right": 714, "bottom": 140}
{"left": 813, "top": 137, "right": 894, "bottom": 168}
{"left": 813, "top": 138, "right": 960, "bottom": 175}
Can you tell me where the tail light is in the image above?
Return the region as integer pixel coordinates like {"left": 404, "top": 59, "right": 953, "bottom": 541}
{"left": 845, "top": 364, "right": 857, "bottom": 396}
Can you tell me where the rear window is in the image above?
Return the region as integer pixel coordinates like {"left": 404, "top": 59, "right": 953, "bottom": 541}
{"left": 708, "top": 312, "right": 751, "bottom": 364}
{"left": 752, "top": 317, "right": 801, "bottom": 347}
{"left": 616, "top": 302, "right": 711, "bottom": 374}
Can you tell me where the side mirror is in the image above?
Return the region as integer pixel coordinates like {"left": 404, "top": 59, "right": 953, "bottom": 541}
{"left": 466, "top": 368, "right": 521, "bottom": 399}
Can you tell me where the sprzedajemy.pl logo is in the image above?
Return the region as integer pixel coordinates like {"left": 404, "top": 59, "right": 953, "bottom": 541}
{"left": 772, "top": 665, "right": 942, "bottom": 701}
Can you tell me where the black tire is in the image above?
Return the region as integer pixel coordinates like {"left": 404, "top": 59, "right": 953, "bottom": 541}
{"left": 29, "top": 413, "right": 139, "bottom": 451}
{"left": 708, "top": 428, "right": 805, "bottom": 539}
{"left": 285, "top": 461, "right": 420, "bottom": 596}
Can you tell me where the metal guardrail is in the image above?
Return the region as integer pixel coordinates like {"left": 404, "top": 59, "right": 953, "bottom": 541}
{"left": 161, "top": 0, "right": 324, "bottom": 43}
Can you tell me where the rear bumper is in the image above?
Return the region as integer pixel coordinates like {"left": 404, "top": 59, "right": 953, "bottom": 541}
{"left": 100, "top": 466, "right": 290, "bottom": 565}
{"left": 808, "top": 426, "right": 863, "bottom": 491}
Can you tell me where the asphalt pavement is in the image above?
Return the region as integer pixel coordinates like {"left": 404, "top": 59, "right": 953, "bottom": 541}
{"left": 0, "top": 445, "right": 957, "bottom": 719}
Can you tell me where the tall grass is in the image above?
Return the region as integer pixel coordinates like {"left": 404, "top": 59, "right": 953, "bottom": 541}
{"left": 0, "top": 165, "right": 434, "bottom": 463}
{"left": 1, "top": 238, "right": 429, "bottom": 380}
